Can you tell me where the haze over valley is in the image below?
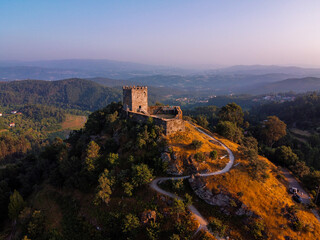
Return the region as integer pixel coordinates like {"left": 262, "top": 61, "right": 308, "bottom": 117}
{"left": 2, "top": 1, "right": 320, "bottom": 240}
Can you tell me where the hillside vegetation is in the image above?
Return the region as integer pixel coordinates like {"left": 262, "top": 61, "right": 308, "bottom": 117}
{"left": 1, "top": 102, "right": 320, "bottom": 239}
{"left": 164, "top": 124, "right": 320, "bottom": 239}
{"left": 247, "top": 77, "right": 320, "bottom": 94}
{"left": 0, "top": 79, "right": 121, "bottom": 111}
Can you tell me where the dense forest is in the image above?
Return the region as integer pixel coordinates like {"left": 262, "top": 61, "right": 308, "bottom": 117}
{"left": 250, "top": 93, "right": 320, "bottom": 130}
{"left": 0, "top": 102, "right": 202, "bottom": 240}
{"left": 0, "top": 79, "right": 121, "bottom": 111}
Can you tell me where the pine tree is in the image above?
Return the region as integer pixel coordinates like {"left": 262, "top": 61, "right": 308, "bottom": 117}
{"left": 8, "top": 190, "right": 25, "bottom": 220}
{"left": 85, "top": 141, "right": 100, "bottom": 171}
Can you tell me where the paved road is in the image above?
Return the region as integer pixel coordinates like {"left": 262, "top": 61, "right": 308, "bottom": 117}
{"left": 150, "top": 125, "right": 235, "bottom": 234}
{"left": 281, "top": 168, "right": 320, "bottom": 222}
{"left": 281, "top": 168, "right": 310, "bottom": 204}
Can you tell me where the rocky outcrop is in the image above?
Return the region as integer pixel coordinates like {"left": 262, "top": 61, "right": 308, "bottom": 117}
{"left": 161, "top": 152, "right": 171, "bottom": 162}
{"left": 160, "top": 151, "right": 183, "bottom": 175}
{"left": 189, "top": 176, "right": 257, "bottom": 218}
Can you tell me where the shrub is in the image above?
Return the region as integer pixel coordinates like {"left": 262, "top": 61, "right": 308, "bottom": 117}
{"left": 215, "top": 121, "right": 243, "bottom": 143}
{"left": 229, "top": 199, "right": 237, "bottom": 208}
{"left": 209, "top": 150, "right": 217, "bottom": 160}
{"left": 237, "top": 192, "right": 244, "bottom": 197}
{"left": 190, "top": 140, "right": 203, "bottom": 150}
{"left": 292, "top": 220, "right": 303, "bottom": 232}
{"left": 194, "top": 152, "right": 206, "bottom": 162}
{"left": 250, "top": 219, "right": 266, "bottom": 239}
{"left": 208, "top": 218, "right": 226, "bottom": 236}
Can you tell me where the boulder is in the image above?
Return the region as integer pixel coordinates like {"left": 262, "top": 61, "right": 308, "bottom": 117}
{"left": 161, "top": 152, "right": 171, "bottom": 162}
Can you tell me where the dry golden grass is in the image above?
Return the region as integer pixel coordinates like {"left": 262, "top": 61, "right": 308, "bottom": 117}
{"left": 204, "top": 136, "right": 320, "bottom": 240}
{"left": 167, "top": 122, "right": 229, "bottom": 172}
{"left": 166, "top": 123, "right": 320, "bottom": 239}
{"left": 61, "top": 114, "right": 87, "bottom": 130}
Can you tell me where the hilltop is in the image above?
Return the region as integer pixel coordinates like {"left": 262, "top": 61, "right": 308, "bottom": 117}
{"left": 1, "top": 102, "right": 319, "bottom": 239}
{"left": 163, "top": 123, "right": 320, "bottom": 239}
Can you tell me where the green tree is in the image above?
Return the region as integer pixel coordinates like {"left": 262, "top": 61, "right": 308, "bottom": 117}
{"left": 170, "top": 234, "right": 181, "bottom": 240}
{"left": 85, "top": 141, "right": 100, "bottom": 171}
{"left": 95, "top": 169, "right": 113, "bottom": 205}
{"left": 184, "top": 193, "right": 193, "bottom": 206}
{"left": 250, "top": 219, "right": 266, "bottom": 240}
{"left": 238, "top": 136, "right": 258, "bottom": 161}
{"left": 122, "top": 213, "right": 140, "bottom": 233}
{"left": 194, "top": 152, "right": 206, "bottom": 162}
{"left": 122, "top": 182, "right": 134, "bottom": 197}
{"left": 132, "top": 164, "right": 154, "bottom": 187}
{"left": 218, "top": 103, "right": 244, "bottom": 126}
{"left": 215, "top": 121, "right": 243, "bottom": 143}
{"left": 106, "top": 152, "right": 119, "bottom": 166}
{"left": 303, "top": 170, "right": 320, "bottom": 192}
{"left": 196, "top": 115, "right": 209, "bottom": 128}
{"left": 290, "top": 161, "right": 310, "bottom": 179}
{"left": 208, "top": 217, "right": 226, "bottom": 236}
{"left": 275, "top": 146, "right": 298, "bottom": 166}
{"left": 260, "top": 116, "right": 286, "bottom": 147}
{"left": 209, "top": 150, "right": 218, "bottom": 160}
{"left": 146, "top": 221, "right": 160, "bottom": 240}
{"left": 27, "top": 210, "right": 45, "bottom": 239}
{"left": 190, "top": 140, "right": 203, "bottom": 150}
{"left": 8, "top": 190, "right": 25, "bottom": 221}
{"left": 173, "top": 199, "right": 185, "bottom": 221}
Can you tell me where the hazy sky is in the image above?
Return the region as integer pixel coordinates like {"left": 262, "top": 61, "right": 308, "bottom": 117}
{"left": 1, "top": 0, "right": 320, "bottom": 67}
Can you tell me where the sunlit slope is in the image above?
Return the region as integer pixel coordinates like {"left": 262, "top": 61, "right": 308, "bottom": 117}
{"left": 168, "top": 123, "right": 320, "bottom": 239}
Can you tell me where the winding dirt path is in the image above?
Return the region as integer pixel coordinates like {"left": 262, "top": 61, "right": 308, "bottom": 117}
{"left": 150, "top": 125, "right": 235, "bottom": 233}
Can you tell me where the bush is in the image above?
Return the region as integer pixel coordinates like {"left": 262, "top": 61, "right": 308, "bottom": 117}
{"left": 215, "top": 121, "right": 243, "bottom": 143}
{"left": 194, "top": 152, "right": 206, "bottom": 162}
{"left": 237, "top": 192, "right": 244, "bottom": 197}
{"left": 208, "top": 218, "right": 226, "bottom": 236}
{"left": 250, "top": 219, "right": 266, "bottom": 239}
{"left": 292, "top": 220, "right": 303, "bottom": 232}
{"left": 190, "top": 140, "right": 203, "bottom": 150}
{"left": 209, "top": 150, "right": 217, "bottom": 160}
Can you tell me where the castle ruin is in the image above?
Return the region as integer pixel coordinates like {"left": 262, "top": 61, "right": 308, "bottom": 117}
{"left": 122, "top": 86, "right": 185, "bottom": 135}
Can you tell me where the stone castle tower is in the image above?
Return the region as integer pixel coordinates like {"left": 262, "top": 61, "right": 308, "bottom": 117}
{"left": 122, "top": 86, "right": 148, "bottom": 113}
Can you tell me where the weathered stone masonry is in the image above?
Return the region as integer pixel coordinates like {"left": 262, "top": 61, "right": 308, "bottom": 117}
{"left": 122, "top": 86, "right": 185, "bottom": 135}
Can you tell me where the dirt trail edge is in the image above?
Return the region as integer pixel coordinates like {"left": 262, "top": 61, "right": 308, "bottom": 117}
{"left": 150, "top": 125, "right": 235, "bottom": 235}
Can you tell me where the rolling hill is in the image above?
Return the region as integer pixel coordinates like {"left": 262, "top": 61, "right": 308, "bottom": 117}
{"left": 245, "top": 77, "right": 320, "bottom": 94}
{"left": 0, "top": 78, "right": 121, "bottom": 111}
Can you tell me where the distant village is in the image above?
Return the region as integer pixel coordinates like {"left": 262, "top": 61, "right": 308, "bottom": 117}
{"left": 252, "top": 95, "right": 296, "bottom": 103}
{"left": 0, "top": 110, "right": 22, "bottom": 128}
{"left": 174, "top": 94, "right": 296, "bottom": 105}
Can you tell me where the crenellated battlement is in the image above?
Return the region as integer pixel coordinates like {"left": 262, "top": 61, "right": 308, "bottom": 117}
{"left": 122, "top": 86, "right": 148, "bottom": 90}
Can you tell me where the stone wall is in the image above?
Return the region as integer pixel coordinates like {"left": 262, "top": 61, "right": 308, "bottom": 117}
{"left": 165, "top": 119, "right": 185, "bottom": 135}
{"left": 148, "top": 106, "right": 183, "bottom": 119}
{"left": 126, "top": 110, "right": 185, "bottom": 135}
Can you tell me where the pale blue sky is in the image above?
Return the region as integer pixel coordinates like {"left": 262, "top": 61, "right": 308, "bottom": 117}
{"left": 1, "top": 0, "right": 320, "bottom": 67}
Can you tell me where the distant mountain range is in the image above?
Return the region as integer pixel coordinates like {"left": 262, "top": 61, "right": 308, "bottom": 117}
{"left": 0, "top": 59, "right": 191, "bottom": 80}
{"left": 2, "top": 59, "right": 320, "bottom": 96}
{"left": 245, "top": 77, "right": 320, "bottom": 94}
